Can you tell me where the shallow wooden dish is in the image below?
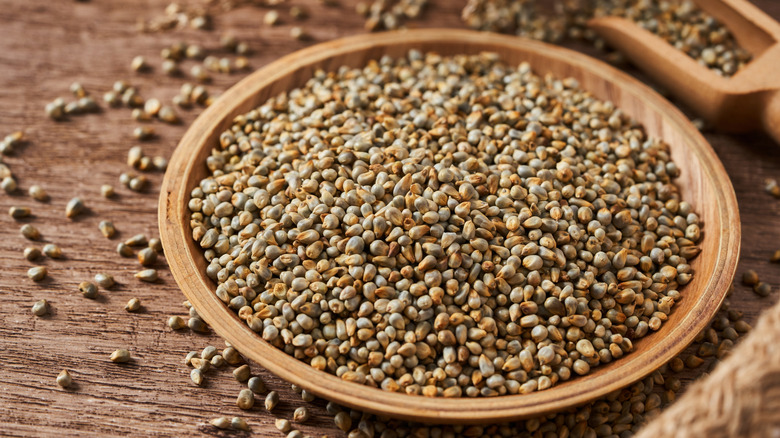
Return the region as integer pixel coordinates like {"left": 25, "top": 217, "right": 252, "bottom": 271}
{"left": 159, "top": 29, "right": 740, "bottom": 424}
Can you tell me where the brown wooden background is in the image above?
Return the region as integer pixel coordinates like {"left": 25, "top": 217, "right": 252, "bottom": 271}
{"left": 0, "top": 0, "right": 779, "bottom": 436}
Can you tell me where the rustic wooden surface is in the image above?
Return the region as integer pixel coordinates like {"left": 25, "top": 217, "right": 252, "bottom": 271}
{"left": 0, "top": 0, "right": 779, "bottom": 437}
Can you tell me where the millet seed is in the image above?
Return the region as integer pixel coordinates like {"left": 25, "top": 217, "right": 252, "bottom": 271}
{"left": 231, "top": 417, "right": 249, "bottom": 431}
{"left": 65, "top": 197, "right": 85, "bottom": 218}
{"left": 148, "top": 238, "right": 163, "bottom": 253}
{"left": 293, "top": 406, "right": 310, "bottom": 423}
{"left": 753, "top": 282, "right": 772, "bottom": 297}
{"left": 264, "top": 391, "right": 279, "bottom": 411}
{"left": 69, "top": 82, "right": 86, "bottom": 98}
{"left": 264, "top": 10, "right": 280, "bottom": 26}
{"left": 128, "top": 176, "right": 148, "bottom": 192}
{"left": 152, "top": 156, "right": 168, "bottom": 171}
{"left": 742, "top": 270, "right": 759, "bottom": 286}
{"left": 233, "top": 364, "right": 251, "bottom": 382}
{"left": 168, "top": 315, "right": 186, "bottom": 330}
{"left": 24, "top": 247, "right": 41, "bottom": 261}
{"left": 201, "top": 346, "right": 217, "bottom": 360}
{"left": 190, "top": 358, "right": 210, "bottom": 372}
{"left": 94, "top": 273, "right": 115, "bottom": 289}
{"left": 104, "top": 91, "right": 120, "bottom": 107}
{"left": 101, "top": 184, "right": 115, "bottom": 198}
{"left": 128, "top": 146, "right": 144, "bottom": 168}
{"left": 765, "top": 178, "right": 780, "bottom": 198}
{"left": 222, "top": 346, "right": 242, "bottom": 365}
{"left": 45, "top": 99, "right": 66, "bottom": 121}
{"left": 162, "top": 59, "right": 180, "bottom": 76}
{"left": 43, "top": 243, "right": 62, "bottom": 259}
{"left": 210, "top": 417, "right": 230, "bottom": 429}
{"left": 135, "top": 269, "right": 158, "bottom": 282}
{"left": 20, "top": 224, "right": 40, "bottom": 240}
{"left": 184, "top": 351, "right": 197, "bottom": 366}
{"left": 110, "top": 349, "right": 131, "bottom": 363}
{"left": 1, "top": 176, "right": 17, "bottom": 193}
{"left": 334, "top": 412, "right": 352, "bottom": 432}
{"left": 137, "top": 247, "right": 157, "bottom": 266}
{"left": 32, "top": 299, "right": 50, "bottom": 316}
{"left": 9, "top": 206, "right": 31, "bottom": 219}
{"left": 290, "top": 5, "right": 307, "bottom": 19}
{"left": 289, "top": 26, "right": 307, "bottom": 40}
{"left": 125, "top": 233, "right": 148, "bottom": 247}
{"left": 56, "top": 369, "right": 72, "bottom": 388}
{"left": 211, "top": 355, "right": 226, "bottom": 368}
{"left": 79, "top": 281, "right": 98, "bottom": 299}
{"left": 248, "top": 376, "right": 266, "bottom": 393}
{"left": 117, "top": 242, "right": 134, "bottom": 257}
{"left": 191, "top": 368, "right": 204, "bottom": 386}
{"left": 133, "top": 126, "right": 155, "bottom": 141}
{"left": 131, "top": 55, "right": 149, "bottom": 72}
{"left": 125, "top": 297, "right": 141, "bottom": 312}
{"left": 138, "top": 156, "right": 152, "bottom": 171}
{"left": 300, "top": 389, "right": 315, "bottom": 402}
{"left": 28, "top": 266, "right": 47, "bottom": 282}
{"left": 188, "top": 317, "right": 209, "bottom": 333}
{"left": 185, "top": 44, "right": 204, "bottom": 59}
{"left": 28, "top": 185, "right": 48, "bottom": 202}
{"left": 276, "top": 418, "right": 292, "bottom": 433}
{"left": 132, "top": 109, "right": 152, "bottom": 122}
{"left": 158, "top": 106, "right": 180, "bottom": 124}
{"left": 236, "top": 388, "right": 254, "bottom": 410}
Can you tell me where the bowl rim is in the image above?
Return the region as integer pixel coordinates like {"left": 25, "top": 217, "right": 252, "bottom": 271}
{"left": 159, "top": 28, "right": 741, "bottom": 424}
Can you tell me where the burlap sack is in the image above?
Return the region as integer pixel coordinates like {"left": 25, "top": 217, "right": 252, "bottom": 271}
{"left": 636, "top": 299, "right": 780, "bottom": 438}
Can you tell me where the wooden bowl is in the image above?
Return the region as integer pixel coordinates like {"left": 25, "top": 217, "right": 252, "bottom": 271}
{"left": 159, "top": 29, "right": 740, "bottom": 424}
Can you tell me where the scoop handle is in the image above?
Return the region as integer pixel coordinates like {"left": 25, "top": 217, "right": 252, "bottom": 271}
{"left": 763, "top": 90, "right": 780, "bottom": 145}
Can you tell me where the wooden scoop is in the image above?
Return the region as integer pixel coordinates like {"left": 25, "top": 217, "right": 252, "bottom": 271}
{"left": 589, "top": 0, "right": 780, "bottom": 144}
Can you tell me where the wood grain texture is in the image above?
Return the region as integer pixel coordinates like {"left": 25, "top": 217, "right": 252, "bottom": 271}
{"left": 160, "top": 28, "right": 740, "bottom": 423}
{"left": 588, "top": 0, "right": 780, "bottom": 143}
{"left": 0, "top": 0, "right": 779, "bottom": 436}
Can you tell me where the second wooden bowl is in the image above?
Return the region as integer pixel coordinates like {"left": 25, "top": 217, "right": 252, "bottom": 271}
{"left": 159, "top": 29, "right": 740, "bottom": 424}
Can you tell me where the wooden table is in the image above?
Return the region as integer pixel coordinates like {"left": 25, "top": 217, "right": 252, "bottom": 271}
{"left": 1, "top": 1, "right": 778, "bottom": 436}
